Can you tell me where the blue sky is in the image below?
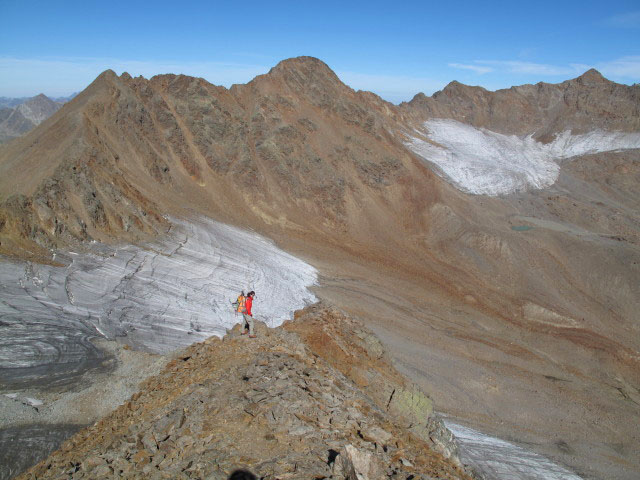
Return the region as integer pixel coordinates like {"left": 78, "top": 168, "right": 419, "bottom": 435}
{"left": 1, "top": 0, "right": 639, "bottom": 103}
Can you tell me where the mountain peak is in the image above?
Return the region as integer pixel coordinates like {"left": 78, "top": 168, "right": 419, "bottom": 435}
{"left": 271, "top": 56, "right": 334, "bottom": 74}
{"left": 89, "top": 69, "right": 118, "bottom": 84}
{"left": 576, "top": 68, "right": 608, "bottom": 85}
{"left": 263, "top": 56, "right": 342, "bottom": 86}
{"left": 442, "top": 80, "right": 487, "bottom": 92}
{"left": 245, "top": 56, "right": 347, "bottom": 100}
{"left": 22, "top": 93, "right": 57, "bottom": 109}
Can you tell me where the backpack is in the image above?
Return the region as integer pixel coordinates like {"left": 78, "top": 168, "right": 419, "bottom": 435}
{"left": 237, "top": 294, "right": 246, "bottom": 313}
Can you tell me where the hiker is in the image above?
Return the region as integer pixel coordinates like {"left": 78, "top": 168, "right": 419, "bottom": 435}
{"left": 241, "top": 291, "right": 256, "bottom": 338}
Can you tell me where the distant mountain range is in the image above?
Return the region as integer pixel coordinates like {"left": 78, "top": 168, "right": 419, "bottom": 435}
{"left": 0, "top": 93, "right": 77, "bottom": 109}
{"left": 0, "top": 93, "right": 77, "bottom": 143}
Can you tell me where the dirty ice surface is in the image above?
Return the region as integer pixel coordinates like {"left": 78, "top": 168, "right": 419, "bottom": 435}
{"left": 446, "top": 422, "right": 582, "bottom": 480}
{"left": 406, "top": 119, "right": 640, "bottom": 195}
{"left": 0, "top": 217, "right": 317, "bottom": 386}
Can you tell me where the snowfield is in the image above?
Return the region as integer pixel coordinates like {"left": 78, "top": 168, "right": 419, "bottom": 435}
{"left": 0, "top": 217, "right": 317, "bottom": 377}
{"left": 446, "top": 422, "right": 583, "bottom": 480}
{"left": 406, "top": 119, "right": 640, "bottom": 195}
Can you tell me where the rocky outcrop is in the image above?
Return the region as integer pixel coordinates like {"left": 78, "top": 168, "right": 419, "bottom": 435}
{"left": 17, "top": 304, "right": 472, "bottom": 480}
{"left": 285, "top": 305, "right": 463, "bottom": 467}
{"left": 403, "top": 69, "right": 640, "bottom": 138}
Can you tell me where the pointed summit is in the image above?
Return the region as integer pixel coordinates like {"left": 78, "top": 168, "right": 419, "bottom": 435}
{"left": 259, "top": 56, "right": 343, "bottom": 90}
{"left": 439, "top": 80, "right": 488, "bottom": 96}
{"left": 96, "top": 69, "right": 118, "bottom": 80}
{"left": 576, "top": 68, "right": 608, "bottom": 85}
{"left": 246, "top": 56, "right": 348, "bottom": 102}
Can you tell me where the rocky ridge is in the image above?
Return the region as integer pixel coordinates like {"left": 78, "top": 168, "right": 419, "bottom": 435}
{"left": 403, "top": 69, "right": 640, "bottom": 138}
{"left": 0, "top": 57, "right": 419, "bottom": 263}
{"left": 17, "top": 304, "right": 473, "bottom": 480}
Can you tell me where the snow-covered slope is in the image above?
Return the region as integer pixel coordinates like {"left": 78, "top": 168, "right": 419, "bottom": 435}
{"left": 406, "top": 119, "right": 640, "bottom": 195}
{"left": 0, "top": 217, "right": 317, "bottom": 378}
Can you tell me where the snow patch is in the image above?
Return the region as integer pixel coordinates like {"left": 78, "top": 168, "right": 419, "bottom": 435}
{"left": 24, "top": 397, "right": 43, "bottom": 407}
{"left": 406, "top": 119, "right": 640, "bottom": 195}
{"left": 446, "top": 422, "right": 583, "bottom": 479}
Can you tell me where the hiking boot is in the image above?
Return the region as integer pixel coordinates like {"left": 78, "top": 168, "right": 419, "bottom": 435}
{"left": 249, "top": 335, "right": 257, "bottom": 338}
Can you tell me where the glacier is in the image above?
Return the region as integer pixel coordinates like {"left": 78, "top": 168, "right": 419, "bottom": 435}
{"left": 446, "top": 422, "right": 583, "bottom": 480}
{"left": 0, "top": 217, "right": 317, "bottom": 386}
{"left": 406, "top": 119, "right": 640, "bottom": 195}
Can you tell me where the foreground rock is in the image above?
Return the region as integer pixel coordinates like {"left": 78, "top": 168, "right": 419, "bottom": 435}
{"left": 17, "top": 304, "right": 473, "bottom": 479}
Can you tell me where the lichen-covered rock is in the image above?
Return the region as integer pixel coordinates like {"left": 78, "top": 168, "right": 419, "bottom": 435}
{"left": 388, "top": 387, "right": 433, "bottom": 427}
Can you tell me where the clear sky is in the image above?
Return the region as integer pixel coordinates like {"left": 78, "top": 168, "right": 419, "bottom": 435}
{"left": 1, "top": 0, "right": 639, "bottom": 103}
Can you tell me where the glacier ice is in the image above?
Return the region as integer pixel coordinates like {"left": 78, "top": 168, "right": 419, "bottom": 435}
{"left": 406, "top": 119, "right": 640, "bottom": 195}
{"left": 0, "top": 217, "right": 317, "bottom": 384}
{"left": 446, "top": 422, "right": 583, "bottom": 479}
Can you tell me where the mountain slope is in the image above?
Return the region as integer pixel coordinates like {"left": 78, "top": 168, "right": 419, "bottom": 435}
{"left": 0, "top": 58, "right": 437, "bottom": 265}
{"left": 16, "top": 305, "right": 472, "bottom": 480}
{"left": 1, "top": 57, "right": 639, "bottom": 479}
{"left": 403, "top": 68, "right": 640, "bottom": 139}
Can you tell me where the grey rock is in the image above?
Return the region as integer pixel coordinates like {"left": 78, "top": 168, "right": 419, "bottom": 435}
{"left": 337, "top": 444, "right": 383, "bottom": 480}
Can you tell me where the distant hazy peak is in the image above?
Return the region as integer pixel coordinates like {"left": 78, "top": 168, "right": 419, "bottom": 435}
{"left": 22, "top": 93, "right": 56, "bottom": 107}
{"left": 16, "top": 94, "right": 60, "bottom": 125}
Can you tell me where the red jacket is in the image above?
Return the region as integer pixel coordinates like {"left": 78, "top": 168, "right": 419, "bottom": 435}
{"left": 245, "top": 296, "right": 253, "bottom": 316}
